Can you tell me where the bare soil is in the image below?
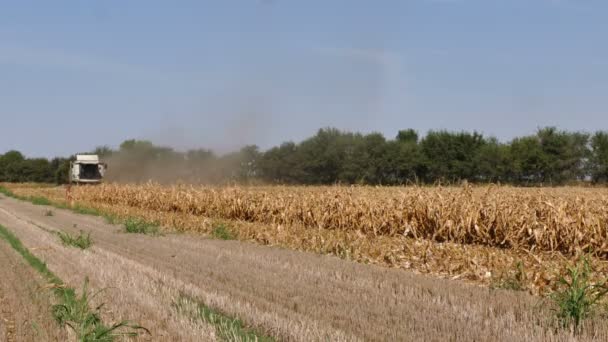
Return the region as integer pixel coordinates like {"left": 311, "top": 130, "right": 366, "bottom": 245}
{"left": 0, "top": 193, "right": 606, "bottom": 341}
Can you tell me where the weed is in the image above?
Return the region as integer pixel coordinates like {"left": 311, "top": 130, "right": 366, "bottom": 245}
{"left": 124, "top": 217, "right": 160, "bottom": 235}
{"left": 31, "top": 196, "right": 52, "bottom": 206}
{"left": 551, "top": 257, "right": 608, "bottom": 332}
{"left": 211, "top": 224, "right": 235, "bottom": 240}
{"left": 173, "top": 294, "right": 273, "bottom": 342}
{"left": 491, "top": 261, "right": 527, "bottom": 291}
{"left": 44, "top": 210, "right": 55, "bottom": 217}
{"left": 57, "top": 230, "right": 92, "bottom": 249}
{"left": 52, "top": 277, "right": 148, "bottom": 341}
{"left": 72, "top": 205, "right": 102, "bottom": 216}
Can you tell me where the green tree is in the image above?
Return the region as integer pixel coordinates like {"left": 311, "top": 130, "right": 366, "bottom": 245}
{"left": 0, "top": 151, "right": 26, "bottom": 182}
{"left": 54, "top": 158, "right": 72, "bottom": 184}
{"left": 259, "top": 142, "right": 305, "bottom": 183}
{"left": 396, "top": 129, "right": 419, "bottom": 144}
{"left": 419, "top": 131, "right": 486, "bottom": 182}
{"left": 386, "top": 132, "right": 422, "bottom": 184}
{"left": 237, "top": 145, "right": 261, "bottom": 181}
{"left": 590, "top": 131, "right": 608, "bottom": 183}
{"left": 535, "top": 128, "right": 590, "bottom": 184}
{"left": 475, "top": 138, "right": 512, "bottom": 183}
{"left": 510, "top": 135, "right": 546, "bottom": 184}
{"left": 23, "top": 158, "right": 54, "bottom": 182}
{"left": 297, "top": 128, "right": 348, "bottom": 184}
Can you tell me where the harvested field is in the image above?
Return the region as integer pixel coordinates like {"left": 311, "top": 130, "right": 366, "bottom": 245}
{"left": 2, "top": 191, "right": 608, "bottom": 341}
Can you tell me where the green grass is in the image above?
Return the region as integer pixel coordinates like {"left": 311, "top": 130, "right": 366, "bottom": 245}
{"left": 57, "top": 230, "right": 92, "bottom": 249}
{"left": 0, "top": 186, "right": 14, "bottom": 197}
{"left": 123, "top": 217, "right": 160, "bottom": 235}
{"left": 0, "top": 223, "right": 146, "bottom": 341}
{"left": 173, "top": 294, "right": 274, "bottom": 342}
{"left": 211, "top": 224, "right": 235, "bottom": 240}
{"left": 72, "top": 205, "right": 103, "bottom": 216}
{"left": 31, "top": 196, "right": 52, "bottom": 206}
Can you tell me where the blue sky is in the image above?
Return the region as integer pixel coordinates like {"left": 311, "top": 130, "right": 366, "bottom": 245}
{"left": 1, "top": 0, "right": 607, "bottom": 157}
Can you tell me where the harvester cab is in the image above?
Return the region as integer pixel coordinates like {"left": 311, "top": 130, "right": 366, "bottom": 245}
{"left": 69, "top": 154, "right": 107, "bottom": 184}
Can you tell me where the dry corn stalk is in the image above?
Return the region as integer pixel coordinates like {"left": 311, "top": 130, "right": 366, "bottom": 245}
{"left": 54, "top": 183, "right": 608, "bottom": 256}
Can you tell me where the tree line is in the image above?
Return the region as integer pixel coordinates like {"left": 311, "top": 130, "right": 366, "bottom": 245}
{"left": 0, "top": 150, "right": 70, "bottom": 184}
{"left": 2, "top": 127, "right": 608, "bottom": 185}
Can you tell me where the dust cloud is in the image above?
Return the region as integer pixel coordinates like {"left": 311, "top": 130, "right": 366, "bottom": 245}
{"left": 100, "top": 144, "right": 253, "bottom": 185}
{"left": 99, "top": 2, "right": 398, "bottom": 184}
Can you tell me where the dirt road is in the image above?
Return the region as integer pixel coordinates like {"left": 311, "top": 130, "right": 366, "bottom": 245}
{"left": 0, "top": 193, "right": 606, "bottom": 341}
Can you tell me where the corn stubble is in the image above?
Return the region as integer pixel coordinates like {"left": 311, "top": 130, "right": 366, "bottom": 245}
{"left": 7, "top": 183, "right": 608, "bottom": 294}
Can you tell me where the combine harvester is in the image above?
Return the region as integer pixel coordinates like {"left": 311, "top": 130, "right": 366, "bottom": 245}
{"left": 69, "top": 154, "right": 107, "bottom": 184}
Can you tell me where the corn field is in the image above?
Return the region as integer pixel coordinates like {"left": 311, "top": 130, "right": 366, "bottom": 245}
{"left": 64, "top": 183, "right": 608, "bottom": 255}
{"left": 5, "top": 183, "right": 608, "bottom": 293}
